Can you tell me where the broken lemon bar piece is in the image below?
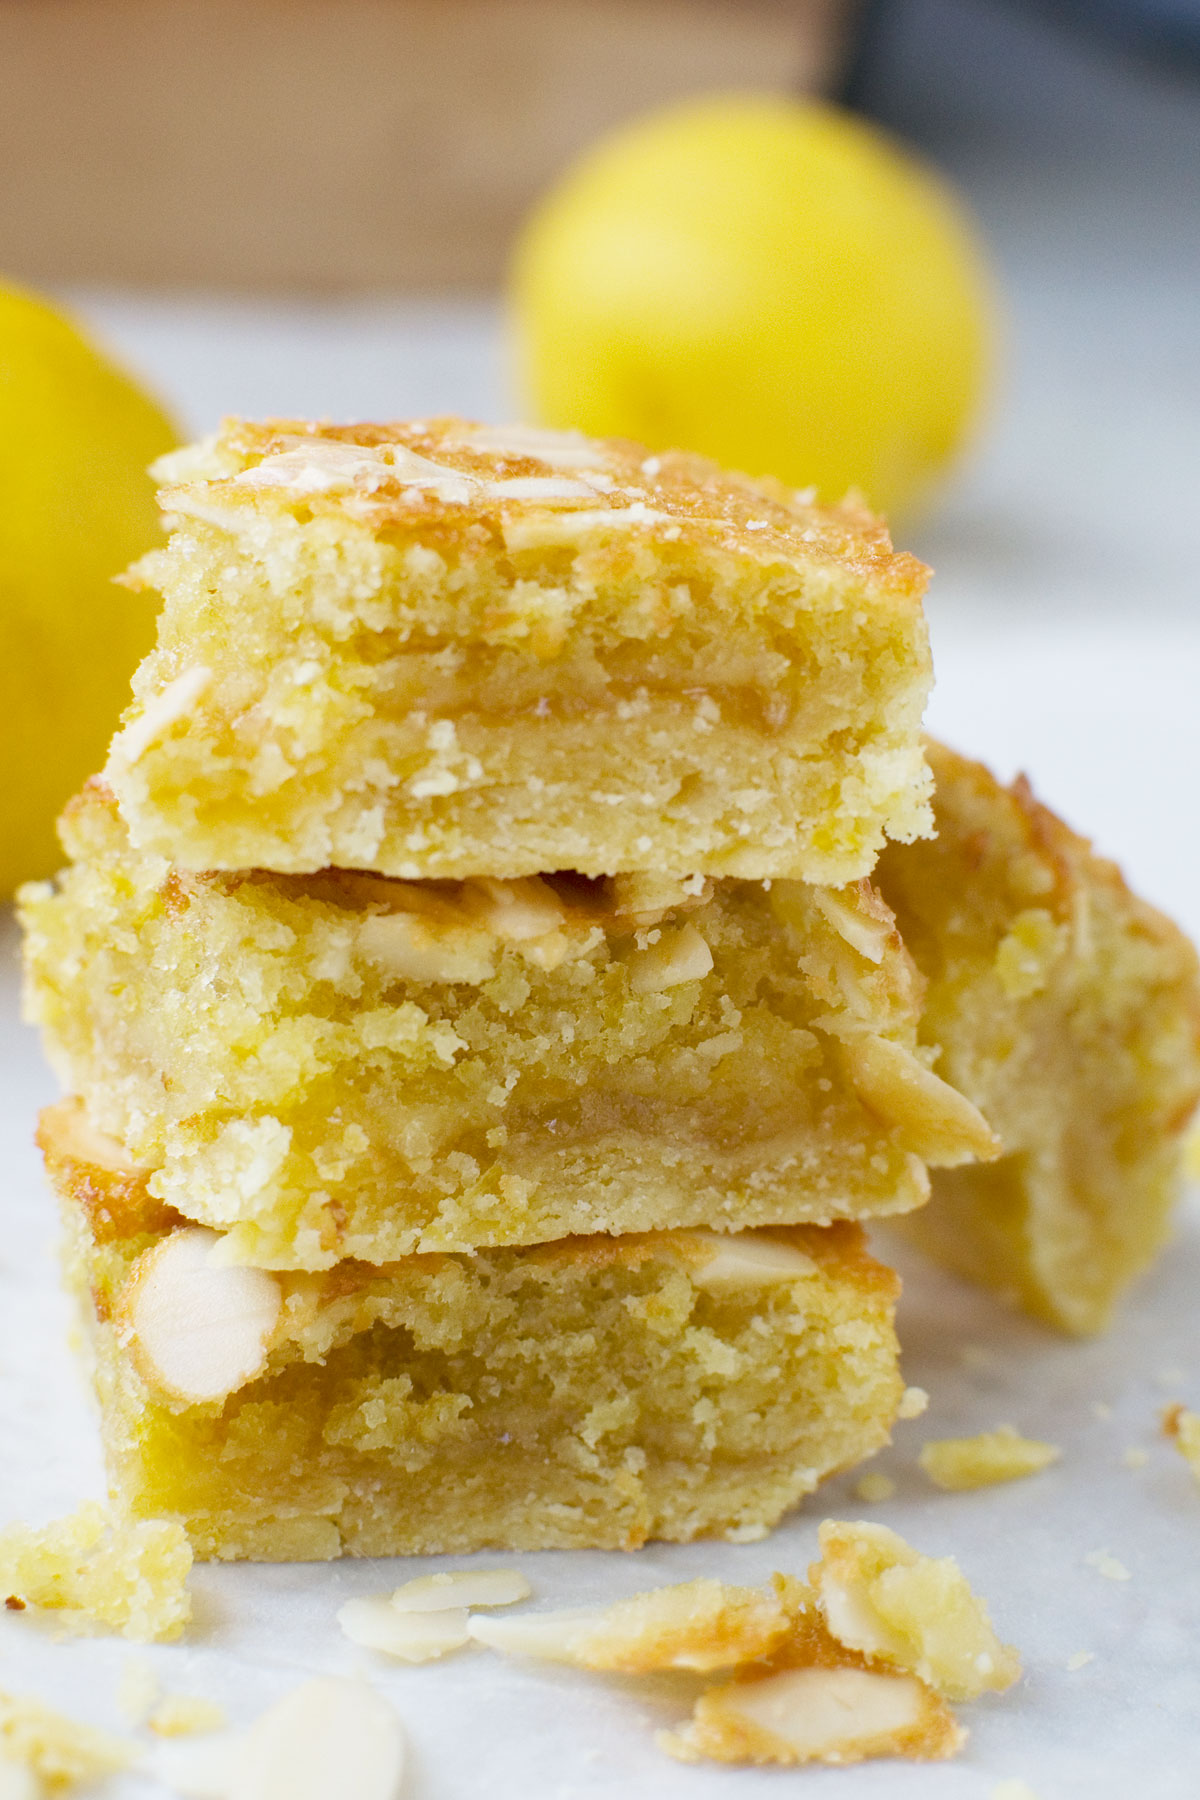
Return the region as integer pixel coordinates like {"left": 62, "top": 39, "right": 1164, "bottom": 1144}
{"left": 46, "top": 1105, "right": 905, "bottom": 1561}
{"left": 21, "top": 781, "right": 994, "bottom": 1268}
{"left": 876, "top": 742, "right": 1200, "bottom": 1333}
{"left": 103, "top": 418, "right": 935, "bottom": 885}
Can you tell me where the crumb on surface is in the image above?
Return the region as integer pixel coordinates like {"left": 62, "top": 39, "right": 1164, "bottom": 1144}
{"left": 0, "top": 1689, "right": 131, "bottom": 1791}
{"left": 1163, "top": 1404, "right": 1200, "bottom": 1483}
{"left": 1122, "top": 1446, "right": 1148, "bottom": 1470}
{"left": 1084, "top": 1550, "right": 1131, "bottom": 1582}
{"left": 0, "top": 1503, "right": 192, "bottom": 1643}
{"left": 854, "top": 1473, "right": 896, "bottom": 1504}
{"left": 146, "top": 1696, "right": 226, "bottom": 1739}
{"left": 918, "top": 1426, "right": 1060, "bottom": 1491}
{"left": 1066, "top": 1651, "right": 1095, "bottom": 1672}
{"left": 897, "top": 1387, "right": 928, "bottom": 1421}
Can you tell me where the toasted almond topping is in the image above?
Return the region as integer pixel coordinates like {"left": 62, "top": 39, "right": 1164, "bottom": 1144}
{"left": 481, "top": 476, "right": 598, "bottom": 502}
{"left": 811, "top": 886, "right": 896, "bottom": 964}
{"left": 447, "top": 423, "right": 612, "bottom": 470}
{"left": 337, "top": 1598, "right": 470, "bottom": 1662}
{"left": 389, "top": 1568, "right": 531, "bottom": 1612}
{"left": 43, "top": 1101, "right": 140, "bottom": 1174}
{"left": 842, "top": 1035, "right": 1001, "bottom": 1167}
{"left": 469, "top": 1578, "right": 789, "bottom": 1673}
{"left": 661, "top": 1664, "right": 964, "bottom": 1766}
{"left": 117, "top": 1228, "right": 282, "bottom": 1404}
{"left": 681, "top": 1232, "right": 818, "bottom": 1291}
{"left": 608, "top": 871, "right": 713, "bottom": 927}
{"left": 628, "top": 922, "right": 713, "bottom": 992}
{"left": 919, "top": 1427, "right": 1060, "bottom": 1491}
{"left": 230, "top": 1678, "right": 404, "bottom": 1800}
{"left": 813, "top": 1521, "right": 1019, "bottom": 1701}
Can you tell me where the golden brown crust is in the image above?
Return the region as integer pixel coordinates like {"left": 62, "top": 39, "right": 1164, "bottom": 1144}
{"left": 161, "top": 417, "right": 929, "bottom": 608}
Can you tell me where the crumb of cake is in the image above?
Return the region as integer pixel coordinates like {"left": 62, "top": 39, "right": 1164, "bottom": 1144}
{"left": 854, "top": 1474, "right": 896, "bottom": 1504}
{"left": 1084, "top": 1550, "right": 1131, "bottom": 1582}
{"left": 1156, "top": 1367, "right": 1186, "bottom": 1389}
{"left": 338, "top": 1598, "right": 471, "bottom": 1662}
{"left": 0, "top": 1504, "right": 191, "bottom": 1642}
{"left": 0, "top": 1689, "right": 131, "bottom": 1791}
{"left": 116, "top": 1656, "right": 159, "bottom": 1725}
{"left": 811, "top": 1520, "right": 1019, "bottom": 1700}
{"left": 877, "top": 741, "right": 1200, "bottom": 1336}
{"left": 658, "top": 1607, "right": 964, "bottom": 1768}
{"left": 468, "top": 1577, "right": 791, "bottom": 1672}
{"left": 918, "top": 1426, "right": 1060, "bottom": 1491}
{"left": 897, "top": 1386, "right": 929, "bottom": 1421}
{"left": 1065, "top": 1651, "right": 1095, "bottom": 1672}
{"left": 992, "top": 1781, "right": 1040, "bottom": 1800}
{"left": 389, "top": 1569, "right": 530, "bottom": 1611}
{"left": 1092, "top": 1401, "right": 1113, "bottom": 1422}
{"left": 1122, "top": 1447, "right": 1149, "bottom": 1470}
{"left": 1163, "top": 1404, "right": 1200, "bottom": 1482}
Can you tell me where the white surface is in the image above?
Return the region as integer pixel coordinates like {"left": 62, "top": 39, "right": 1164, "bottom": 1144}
{"left": 5, "top": 68, "right": 1200, "bottom": 1791}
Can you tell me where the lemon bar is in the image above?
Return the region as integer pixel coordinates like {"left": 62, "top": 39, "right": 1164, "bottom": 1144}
{"left": 876, "top": 742, "right": 1200, "bottom": 1333}
{"left": 43, "top": 1103, "right": 904, "bottom": 1562}
{"left": 103, "top": 418, "right": 934, "bottom": 885}
{"left": 21, "top": 782, "right": 995, "bottom": 1270}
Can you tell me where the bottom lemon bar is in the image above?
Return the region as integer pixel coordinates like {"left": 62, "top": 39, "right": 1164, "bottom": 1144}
{"left": 43, "top": 1103, "right": 904, "bottom": 1562}
{"left": 876, "top": 742, "right": 1200, "bottom": 1335}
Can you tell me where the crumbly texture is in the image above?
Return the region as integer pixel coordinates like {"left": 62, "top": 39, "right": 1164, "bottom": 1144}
{"left": 876, "top": 742, "right": 1200, "bottom": 1334}
{"left": 810, "top": 1520, "right": 1020, "bottom": 1702}
{"left": 22, "top": 784, "right": 994, "bottom": 1268}
{"left": 918, "top": 1427, "right": 1060, "bottom": 1491}
{"left": 0, "top": 1690, "right": 131, "bottom": 1791}
{"left": 46, "top": 1110, "right": 904, "bottom": 1562}
{"left": 0, "top": 1502, "right": 191, "bottom": 1642}
{"left": 102, "top": 418, "right": 934, "bottom": 885}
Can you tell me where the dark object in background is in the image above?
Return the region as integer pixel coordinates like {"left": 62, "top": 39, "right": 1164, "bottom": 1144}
{"left": 0, "top": 0, "right": 855, "bottom": 294}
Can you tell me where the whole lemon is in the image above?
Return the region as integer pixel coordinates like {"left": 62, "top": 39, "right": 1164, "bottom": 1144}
{"left": 511, "top": 95, "right": 993, "bottom": 520}
{"left": 0, "top": 282, "right": 176, "bottom": 896}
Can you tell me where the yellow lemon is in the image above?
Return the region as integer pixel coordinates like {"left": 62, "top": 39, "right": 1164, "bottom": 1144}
{"left": 0, "top": 282, "right": 176, "bottom": 896}
{"left": 511, "top": 94, "right": 994, "bottom": 521}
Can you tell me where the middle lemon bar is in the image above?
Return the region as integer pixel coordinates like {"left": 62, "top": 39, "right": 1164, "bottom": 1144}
{"left": 21, "top": 782, "right": 996, "bottom": 1270}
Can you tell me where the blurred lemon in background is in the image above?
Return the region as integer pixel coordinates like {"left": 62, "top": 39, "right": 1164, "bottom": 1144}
{"left": 511, "top": 94, "right": 994, "bottom": 521}
{"left": 0, "top": 282, "right": 176, "bottom": 897}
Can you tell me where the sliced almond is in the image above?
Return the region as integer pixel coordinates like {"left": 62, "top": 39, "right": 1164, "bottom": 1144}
{"left": 357, "top": 911, "right": 496, "bottom": 985}
{"left": 811, "top": 885, "right": 896, "bottom": 964}
{"left": 447, "top": 423, "right": 611, "bottom": 470}
{"left": 842, "top": 1035, "right": 1001, "bottom": 1166}
{"left": 112, "top": 666, "right": 211, "bottom": 764}
{"left": 628, "top": 923, "right": 713, "bottom": 993}
{"left": 608, "top": 872, "right": 713, "bottom": 927}
{"left": 459, "top": 876, "right": 567, "bottom": 942}
{"left": 664, "top": 1663, "right": 964, "bottom": 1766}
{"left": 389, "top": 1568, "right": 531, "bottom": 1612}
{"left": 470, "top": 1578, "right": 789, "bottom": 1673}
{"left": 337, "top": 1598, "right": 470, "bottom": 1662}
{"left": 681, "top": 1232, "right": 818, "bottom": 1291}
{"left": 229, "top": 1678, "right": 404, "bottom": 1800}
{"left": 43, "top": 1101, "right": 141, "bottom": 1174}
{"left": 116, "top": 1228, "right": 282, "bottom": 1404}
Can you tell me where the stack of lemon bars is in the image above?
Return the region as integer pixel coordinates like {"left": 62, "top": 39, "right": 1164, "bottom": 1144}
{"left": 19, "top": 419, "right": 1200, "bottom": 1563}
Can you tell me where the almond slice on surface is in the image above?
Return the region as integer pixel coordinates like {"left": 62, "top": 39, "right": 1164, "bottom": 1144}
{"left": 357, "top": 912, "right": 496, "bottom": 985}
{"left": 229, "top": 1678, "right": 404, "bottom": 1800}
{"left": 459, "top": 876, "right": 567, "bottom": 942}
{"left": 662, "top": 1663, "right": 964, "bottom": 1766}
{"left": 389, "top": 1568, "right": 531, "bottom": 1612}
{"left": 681, "top": 1232, "right": 818, "bottom": 1291}
{"left": 470, "top": 1578, "right": 789, "bottom": 1673}
{"left": 117, "top": 1228, "right": 281, "bottom": 1404}
{"left": 338, "top": 1599, "right": 470, "bottom": 1662}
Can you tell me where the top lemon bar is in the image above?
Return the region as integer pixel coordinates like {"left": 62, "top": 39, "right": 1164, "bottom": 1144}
{"left": 104, "top": 418, "right": 934, "bottom": 882}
